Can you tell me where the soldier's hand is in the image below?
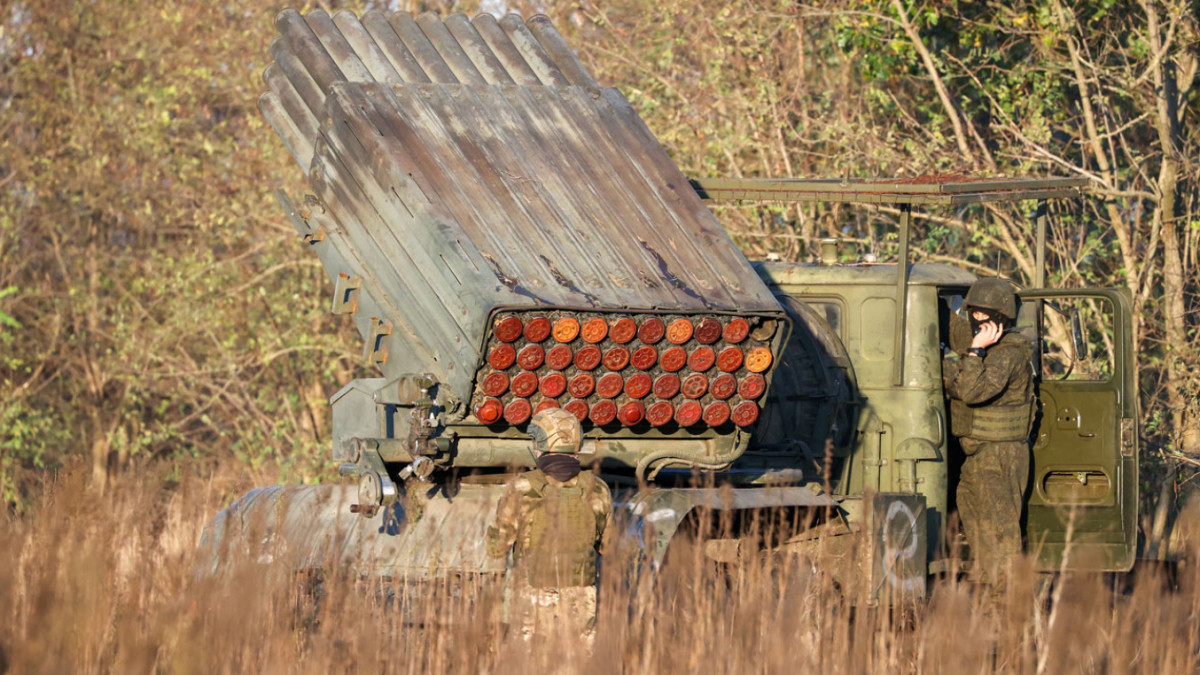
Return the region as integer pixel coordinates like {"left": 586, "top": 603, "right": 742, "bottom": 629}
{"left": 970, "top": 321, "right": 1003, "bottom": 350}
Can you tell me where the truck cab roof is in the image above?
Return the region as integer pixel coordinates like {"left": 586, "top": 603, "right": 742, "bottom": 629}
{"left": 753, "top": 260, "right": 978, "bottom": 288}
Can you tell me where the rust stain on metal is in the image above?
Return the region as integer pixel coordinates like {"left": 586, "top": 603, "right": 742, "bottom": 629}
{"left": 538, "top": 254, "right": 572, "bottom": 288}
{"left": 480, "top": 252, "right": 516, "bottom": 288}
{"left": 637, "top": 239, "right": 702, "bottom": 302}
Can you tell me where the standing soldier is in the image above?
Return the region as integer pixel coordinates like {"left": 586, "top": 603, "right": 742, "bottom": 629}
{"left": 486, "top": 408, "right": 612, "bottom": 640}
{"left": 943, "top": 278, "right": 1036, "bottom": 592}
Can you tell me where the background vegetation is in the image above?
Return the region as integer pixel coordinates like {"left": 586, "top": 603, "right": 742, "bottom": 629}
{"left": 1, "top": 1, "right": 1198, "bottom": 671}
{"left": 2, "top": 0, "right": 1198, "bottom": 534}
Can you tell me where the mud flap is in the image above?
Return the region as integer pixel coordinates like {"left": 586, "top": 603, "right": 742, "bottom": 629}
{"left": 864, "top": 493, "right": 927, "bottom": 604}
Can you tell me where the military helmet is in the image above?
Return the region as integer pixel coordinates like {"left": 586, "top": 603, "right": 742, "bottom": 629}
{"left": 528, "top": 408, "right": 582, "bottom": 454}
{"left": 965, "top": 277, "right": 1018, "bottom": 319}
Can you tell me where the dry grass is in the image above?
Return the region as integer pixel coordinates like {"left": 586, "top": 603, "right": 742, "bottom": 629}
{"left": 2, "top": 464, "right": 1198, "bottom": 674}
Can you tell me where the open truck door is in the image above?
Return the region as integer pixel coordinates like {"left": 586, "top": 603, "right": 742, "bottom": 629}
{"left": 1019, "top": 288, "right": 1138, "bottom": 572}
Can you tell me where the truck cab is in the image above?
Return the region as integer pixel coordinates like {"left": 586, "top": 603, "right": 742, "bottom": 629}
{"left": 744, "top": 259, "right": 1138, "bottom": 578}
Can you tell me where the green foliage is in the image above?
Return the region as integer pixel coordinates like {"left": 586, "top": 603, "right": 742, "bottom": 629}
{"left": 0, "top": 286, "right": 18, "bottom": 330}
{"left": 0, "top": 397, "right": 70, "bottom": 510}
{"left": 0, "top": 0, "right": 367, "bottom": 511}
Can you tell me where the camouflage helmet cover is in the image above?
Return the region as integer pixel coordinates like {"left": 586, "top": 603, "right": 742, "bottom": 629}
{"left": 528, "top": 408, "right": 582, "bottom": 454}
{"left": 965, "top": 277, "right": 1018, "bottom": 319}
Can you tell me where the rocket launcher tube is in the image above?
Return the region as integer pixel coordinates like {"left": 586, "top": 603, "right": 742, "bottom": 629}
{"left": 470, "top": 310, "right": 788, "bottom": 436}
{"left": 265, "top": 12, "right": 817, "bottom": 476}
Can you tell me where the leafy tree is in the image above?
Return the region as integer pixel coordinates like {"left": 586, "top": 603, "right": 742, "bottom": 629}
{"left": 0, "top": 1, "right": 374, "bottom": 509}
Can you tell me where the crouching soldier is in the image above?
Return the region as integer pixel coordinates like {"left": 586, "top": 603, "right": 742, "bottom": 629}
{"left": 486, "top": 408, "right": 612, "bottom": 640}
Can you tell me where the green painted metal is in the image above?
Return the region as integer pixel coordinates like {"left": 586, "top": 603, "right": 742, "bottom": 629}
{"left": 748, "top": 266, "right": 955, "bottom": 562}
{"left": 712, "top": 178, "right": 1131, "bottom": 574}
{"left": 690, "top": 177, "right": 1087, "bottom": 205}
{"left": 894, "top": 205, "right": 912, "bottom": 387}
{"left": 754, "top": 260, "right": 977, "bottom": 287}
{"left": 1035, "top": 201, "right": 1048, "bottom": 289}
{"left": 1019, "top": 287, "right": 1138, "bottom": 571}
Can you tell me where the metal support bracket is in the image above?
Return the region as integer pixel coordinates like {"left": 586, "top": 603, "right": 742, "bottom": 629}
{"left": 364, "top": 317, "right": 393, "bottom": 365}
{"left": 893, "top": 204, "right": 912, "bottom": 387}
{"left": 1034, "top": 200, "right": 1048, "bottom": 290}
{"left": 332, "top": 273, "right": 362, "bottom": 315}
{"left": 348, "top": 441, "right": 398, "bottom": 518}
{"left": 275, "top": 189, "right": 326, "bottom": 244}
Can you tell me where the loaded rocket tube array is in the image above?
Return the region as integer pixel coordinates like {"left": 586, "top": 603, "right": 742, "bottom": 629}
{"left": 472, "top": 312, "right": 775, "bottom": 429}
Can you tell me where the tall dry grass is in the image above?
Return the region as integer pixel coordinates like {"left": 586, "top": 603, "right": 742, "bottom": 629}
{"left": 2, "top": 464, "right": 1198, "bottom": 674}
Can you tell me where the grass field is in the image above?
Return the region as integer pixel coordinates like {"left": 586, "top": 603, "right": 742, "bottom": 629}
{"left": 2, "top": 464, "right": 1197, "bottom": 674}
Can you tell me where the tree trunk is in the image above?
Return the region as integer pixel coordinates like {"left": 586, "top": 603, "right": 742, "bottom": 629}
{"left": 1144, "top": 0, "right": 1195, "bottom": 453}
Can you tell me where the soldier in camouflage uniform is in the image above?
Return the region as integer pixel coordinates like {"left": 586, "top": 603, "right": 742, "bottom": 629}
{"left": 943, "top": 278, "right": 1035, "bottom": 590}
{"left": 486, "top": 408, "right": 612, "bottom": 640}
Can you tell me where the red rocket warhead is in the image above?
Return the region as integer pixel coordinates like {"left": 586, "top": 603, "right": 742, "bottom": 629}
{"left": 703, "top": 401, "right": 731, "bottom": 427}
{"left": 488, "top": 343, "right": 517, "bottom": 370}
{"left": 731, "top": 400, "right": 760, "bottom": 427}
{"left": 590, "top": 399, "right": 617, "bottom": 425}
{"left": 581, "top": 317, "right": 609, "bottom": 343}
{"left": 624, "top": 373, "right": 652, "bottom": 399}
{"left": 494, "top": 315, "right": 524, "bottom": 343}
{"left": 646, "top": 401, "right": 675, "bottom": 427}
{"left": 618, "top": 400, "right": 646, "bottom": 426}
{"left": 523, "top": 317, "right": 551, "bottom": 342}
{"left": 674, "top": 400, "right": 703, "bottom": 427}
{"left": 475, "top": 398, "right": 504, "bottom": 424}
{"left": 574, "top": 345, "right": 602, "bottom": 371}
{"left": 504, "top": 398, "right": 532, "bottom": 424}
{"left": 545, "top": 344, "right": 574, "bottom": 370}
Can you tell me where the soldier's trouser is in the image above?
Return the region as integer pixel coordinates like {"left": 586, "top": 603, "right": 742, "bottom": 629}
{"left": 958, "top": 438, "right": 1029, "bottom": 588}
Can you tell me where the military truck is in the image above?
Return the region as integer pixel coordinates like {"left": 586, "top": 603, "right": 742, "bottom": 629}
{"left": 198, "top": 9, "right": 1138, "bottom": 602}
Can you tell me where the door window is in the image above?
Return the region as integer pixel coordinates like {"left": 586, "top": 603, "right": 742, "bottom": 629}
{"left": 1039, "top": 297, "right": 1116, "bottom": 382}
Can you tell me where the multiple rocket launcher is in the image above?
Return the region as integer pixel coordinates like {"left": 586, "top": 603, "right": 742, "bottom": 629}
{"left": 473, "top": 311, "right": 774, "bottom": 429}
{"left": 201, "top": 9, "right": 1138, "bottom": 583}
{"left": 260, "top": 9, "right": 790, "bottom": 468}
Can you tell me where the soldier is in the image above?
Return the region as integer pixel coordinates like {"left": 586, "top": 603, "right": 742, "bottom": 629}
{"left": 486, "top": 408, "right": 612, "bottom": 640}
{"left": 943, "top": 278, "right": 1035, "bottom": 592}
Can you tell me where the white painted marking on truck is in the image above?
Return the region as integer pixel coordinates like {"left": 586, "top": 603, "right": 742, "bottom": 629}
{"left": 882, "top": 500, "right": 922, "bottom": 593}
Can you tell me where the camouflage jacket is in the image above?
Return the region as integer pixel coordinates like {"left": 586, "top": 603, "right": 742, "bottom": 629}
{"left": 944, "top": 315, "right": 1035, "bottom": 442}
{"left": 486, "top": 469, "right": 612, "bottom": 587}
